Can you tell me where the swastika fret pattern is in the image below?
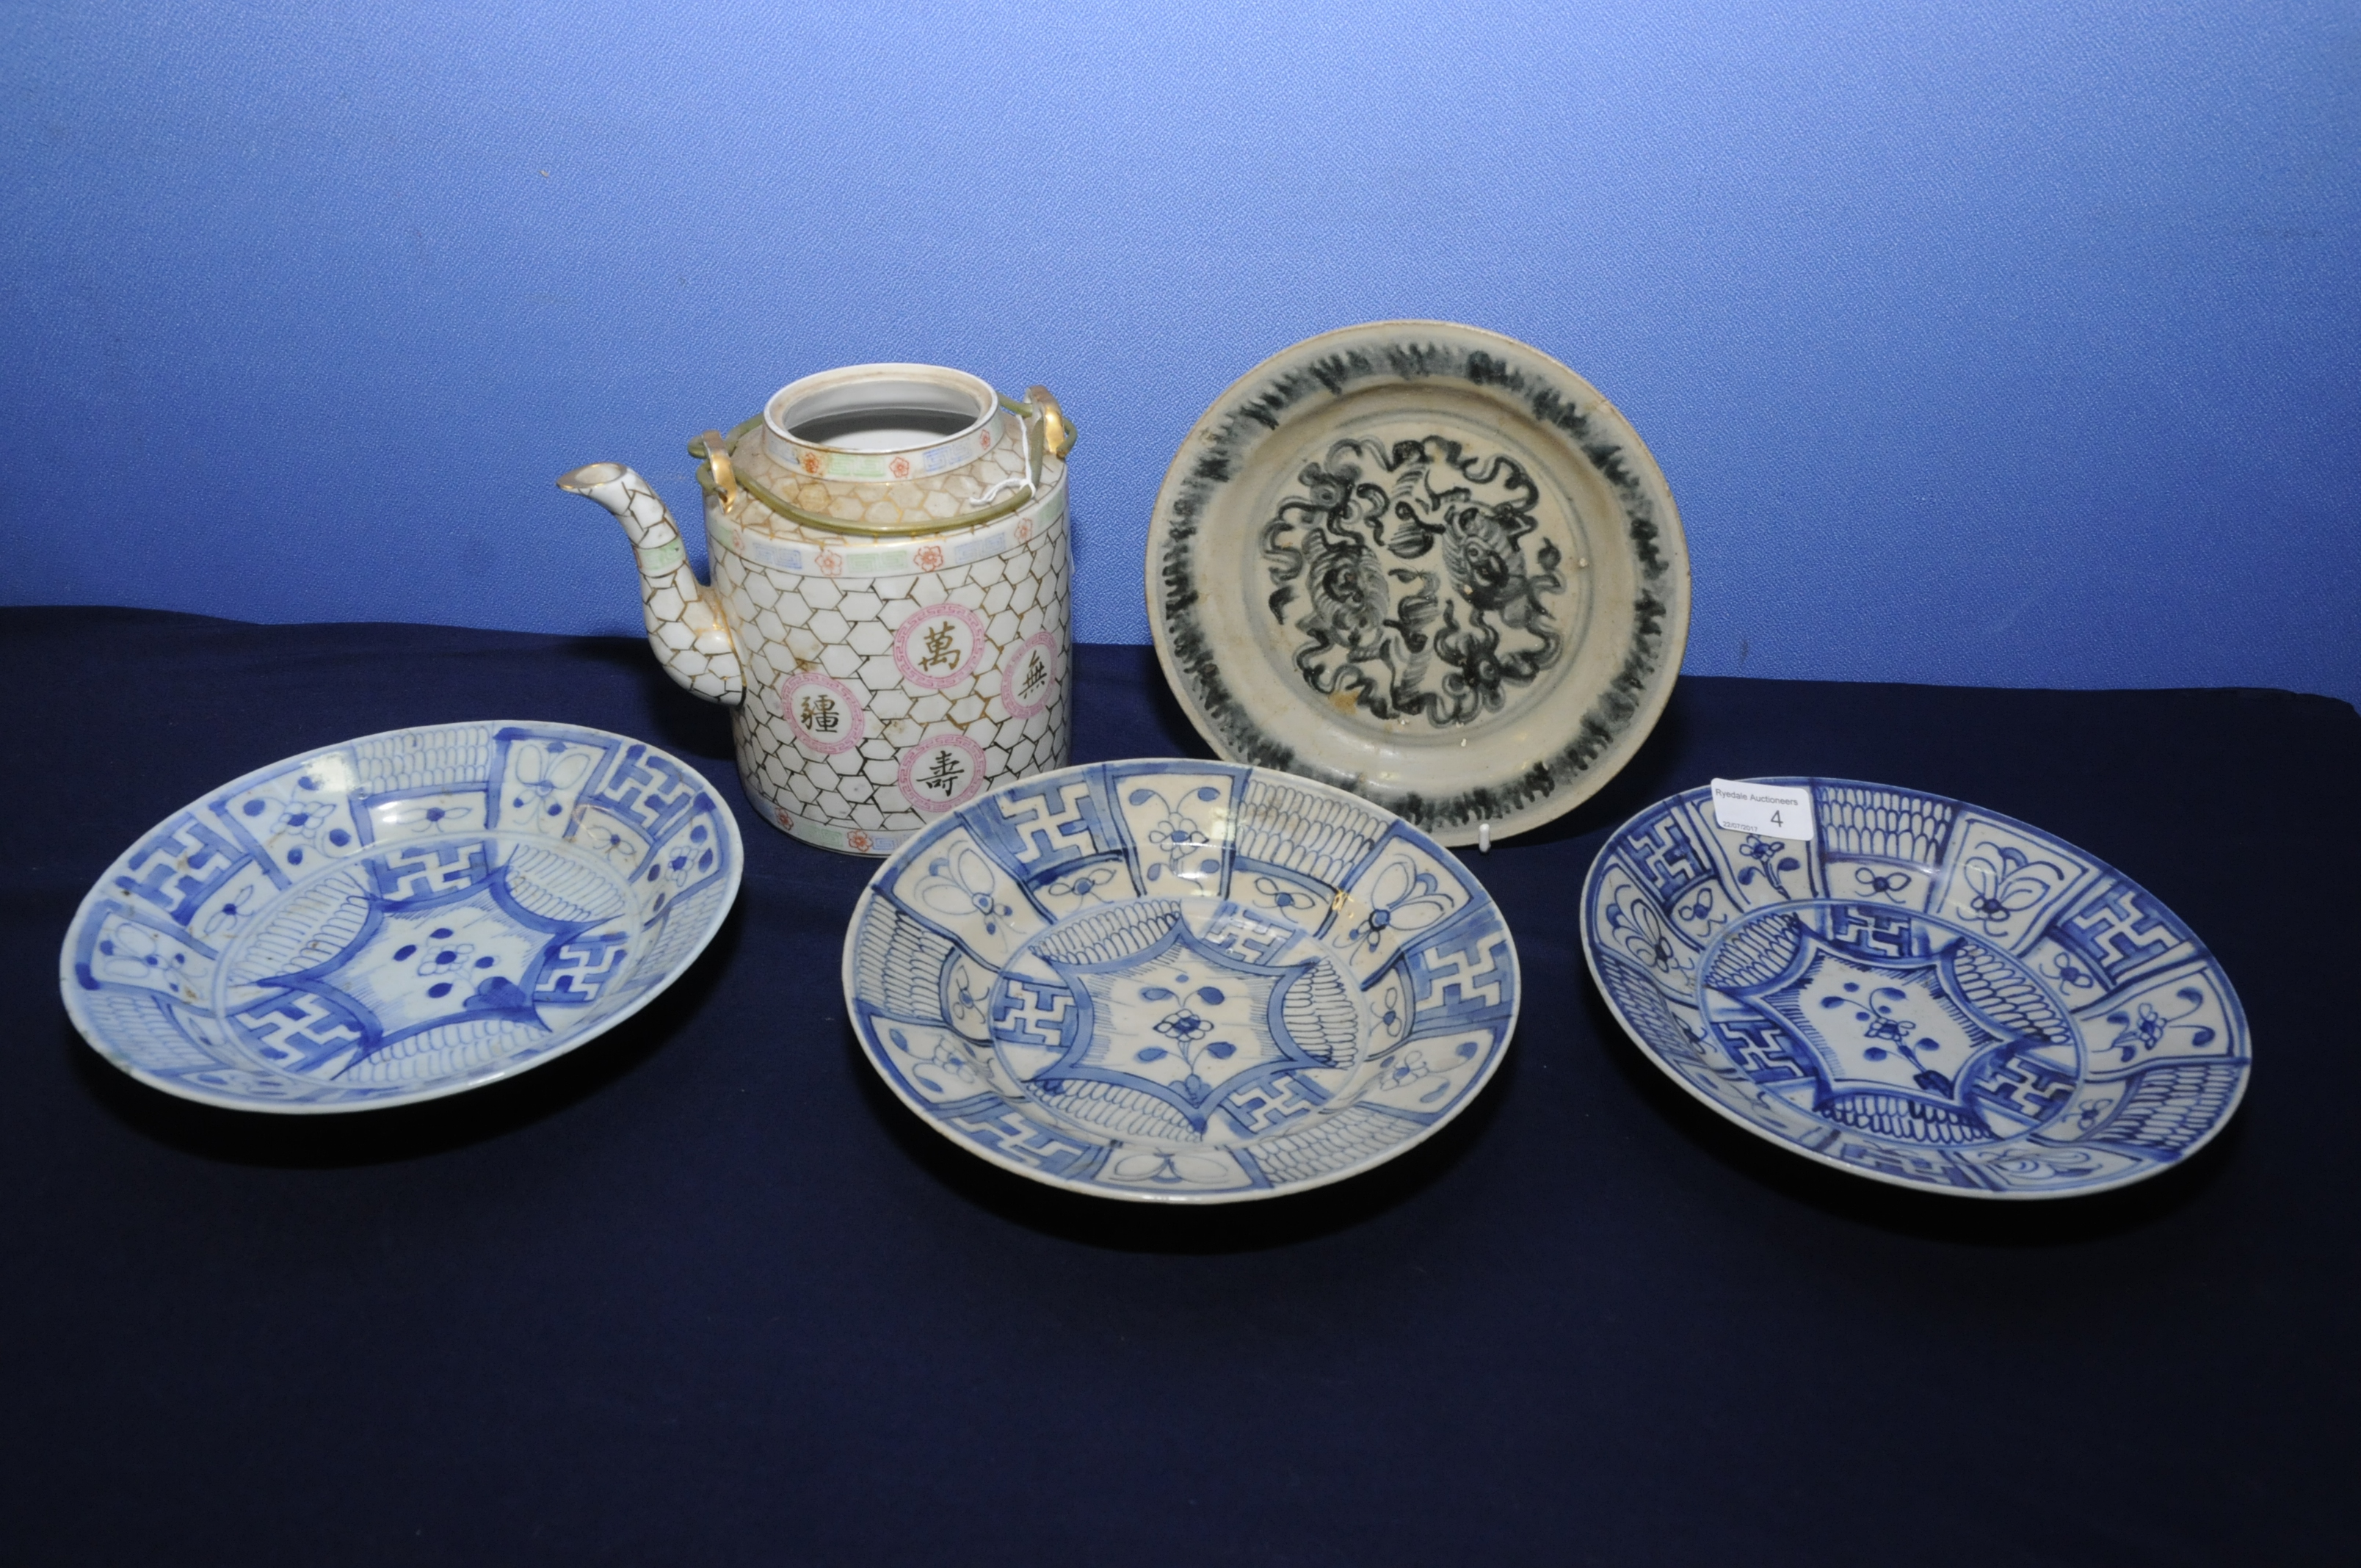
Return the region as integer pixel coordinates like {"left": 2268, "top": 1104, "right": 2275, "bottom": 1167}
{"left": 63, "top": 722, "right": 741, "bottom": 1113}
{"left": 845, "top": 760, "right": 1517, "bottom": 1203}
{"left": 1585, "top": 777, "right": 2249, "bottom": 1199}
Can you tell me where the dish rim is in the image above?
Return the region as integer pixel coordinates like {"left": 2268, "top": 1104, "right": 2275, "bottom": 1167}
{"left": 1143, "top": 317, "right": 1692, "bottom": 848}
{"left": 1579, "top": 775, "right": 2252, "bottom": 1199}
{"left": 841, "top": 756, "right": 1522, "bottom": 1203}
{"left": 57, "top": 718, "right": 745, "bottom": 1115}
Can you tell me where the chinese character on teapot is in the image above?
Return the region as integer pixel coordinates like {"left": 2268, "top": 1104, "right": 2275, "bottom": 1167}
{"left": 560, "top": 363, "right": 1074, "bottom": 856}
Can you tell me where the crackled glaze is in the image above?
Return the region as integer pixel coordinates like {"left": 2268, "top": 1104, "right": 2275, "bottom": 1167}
{"left": 1142, "top": 321, "right": 1680, "bottom": 850}
{"left": 1147, "top": 321, "right": 1689, "bottom": 848}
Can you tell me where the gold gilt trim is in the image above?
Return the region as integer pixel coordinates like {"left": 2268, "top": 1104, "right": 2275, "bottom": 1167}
{"left": 688, "top": 389, "right": 1078, "bottom": 539}
{"left": 714, "top": 465, "right": 1037, "bottom": 538}
{"left": 1020, "top": 386, "right": 1076, "bottom": 460}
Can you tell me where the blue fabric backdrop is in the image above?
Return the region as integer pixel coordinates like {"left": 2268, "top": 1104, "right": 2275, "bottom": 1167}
{"left": 4, "top": 1, "right": 2354, "bottom": 702}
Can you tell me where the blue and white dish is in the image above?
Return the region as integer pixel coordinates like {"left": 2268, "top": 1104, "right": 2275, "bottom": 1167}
{"left": 1582, "top": 779, "right": 2249, "bottom": 1198}
{"left": 843, "top": 759, "right": 1520, "bottom": 1202}
{"left": 61, "top": 722, "right": 742, "bottom": 1113}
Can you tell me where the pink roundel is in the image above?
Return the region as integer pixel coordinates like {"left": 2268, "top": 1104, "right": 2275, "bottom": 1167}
{"left": 893, "top": 602, "right": 986, "bottom": 692}
{"left": 897, "top": 733, "right": 988, "bottom": 813}
{"left": 778, "top": 671, "right": 865, "bottom": 755}
{"left": 1000, "top": 631, "right": 1061, "bottom": 719}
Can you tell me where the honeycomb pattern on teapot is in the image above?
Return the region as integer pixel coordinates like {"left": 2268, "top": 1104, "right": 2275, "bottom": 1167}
{"left": 730, "top": 407, "right": 1035, "bottom": 534}
{"left": 712, "top": 511, "right": 1072, "bottom": 857}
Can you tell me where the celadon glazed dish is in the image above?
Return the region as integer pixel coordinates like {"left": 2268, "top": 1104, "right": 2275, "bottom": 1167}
{"left": 843, "top": 759, "right": 1519, "bottom": 1202}
{"left": 1146, "top": 321, "right": 1689, "bottom": 847}
{"left": 1582, "top": 778, "right": 2249, "bottom": 1198}
{"left": 61, "top": 722, "right": 741, "bottom": 1112}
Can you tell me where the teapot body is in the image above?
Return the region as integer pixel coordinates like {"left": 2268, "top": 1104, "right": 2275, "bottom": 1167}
{"left": 707, "top": 466, "right": 1070, "bottom": 857}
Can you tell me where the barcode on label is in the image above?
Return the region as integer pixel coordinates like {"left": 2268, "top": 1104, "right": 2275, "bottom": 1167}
{"left": 1709, "top": 779, "right": 1816, "bottom": 841}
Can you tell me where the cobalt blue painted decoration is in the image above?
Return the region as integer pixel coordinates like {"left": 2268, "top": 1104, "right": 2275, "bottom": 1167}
{"left": 842, "top": 760, "right": 1519, "bottom": 1202}
{"left": 1583, "top": 780, "right": 2249, "bottom": 1197}
{"left": 60, "top": 722, "right": 741, "bottom": 1111}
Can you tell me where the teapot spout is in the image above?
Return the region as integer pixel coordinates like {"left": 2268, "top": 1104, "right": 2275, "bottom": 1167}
{"left": 556, "top": 463, "right": 744, "bottom": 706}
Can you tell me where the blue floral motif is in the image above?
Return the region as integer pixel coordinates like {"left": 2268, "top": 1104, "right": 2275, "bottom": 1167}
{"left": 1137, "top": 980, "right": 1243, "bottom": 1103}
{"left": 1249, "top": 875, "right": 1323, "bottom": 919}
{"left": 2047, "top": 953, "right": 2099, "bottom": 992}
{"left": 198, "top": 877, "right": 264, "bottom": 941}
{"left": 382, "top": 800, "right": 475, "bottom": 835}
{"left": 2105, "top": 987, "right": 2216, "bottom": 1064}
{"left": 1674, "top": 882, "right": 1725, "bottom": 929}
{"left": 1372, "top": 975, "right": 1409, "bottom": 1042}
{"left": 1818, "top": 982, "right": 1954, "bottom": 1095}
{"left": 1603, "top": 884, "right": 1686, "bottom": 976}
{"left": 1736, "top": 834, "right": 1800, "bottom": 899}
{"left": 915, "top": 844, "right": 1017, "bottom": 938}
{"left": 1045, "top": 863, "right": 1122, "bottom": 902}
{"left": 93, "top": 923, "right": 190, "bottom": 989}
{"left": 944, "top": 955, "right": 989, "bottom": 1037}
{"left": 234, "top": 776, "right": 353, "bottom": 866}
{"left": 587, "top": 823, "right": 642, "bottom": 868}
{"left": 1959, "top": 843, "right": 2064, "bottom": 934}
{"left": 1370, "top": 1042, "right": 1479, "bottom": 1106}
{"left": 1338, "top": 855, "right": 1456, "bottom": 954}
{"left": 1128, "top": 785, "right": 1222, "bottom": 885}
{"left": 1852, "top": 866, "right": 1912, "bottom": 901}
{"left": 509, "top": 741, "right": 592, "bottom": 825}
{"left": 891, "top": 1028, "right": 982, "bottom": 1099}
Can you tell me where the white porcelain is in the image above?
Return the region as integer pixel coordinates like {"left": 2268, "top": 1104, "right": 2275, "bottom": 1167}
{"left": 843, "top": 759, "right": 1520, "bottom": 1202}
{"left": 562, "top": 364, "right": 1075, "bottom": 857}
{"left": 60, "top": 722, "right": 741, "bottom": 1112}
{"left": 1146, "top": 321, "right": 1689, "bottom": 847}
{"left": 1582, "top": 778, "right": 2250, "bottom": 1197}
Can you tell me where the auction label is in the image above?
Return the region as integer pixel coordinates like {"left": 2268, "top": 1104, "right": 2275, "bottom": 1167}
{"left": 1710, "top": 779, "right": 1815, "bottom": 841}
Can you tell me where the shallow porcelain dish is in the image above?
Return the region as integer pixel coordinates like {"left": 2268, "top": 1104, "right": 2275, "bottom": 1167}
{"left": 61, "top": 722, "right": 741, "bottom": 1112}
{"left": 1147, "top": 320, "right": 1689, "bottom": 848}
{"left": 1582, "top": 778, "right": 2249, "bottom": 1198}
{"left": 842, "top": 759, "right": 1519, "bottom": 1202}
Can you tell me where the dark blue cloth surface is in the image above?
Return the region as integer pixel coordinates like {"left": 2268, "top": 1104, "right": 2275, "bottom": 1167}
{"left": 4, "top": 607, "right": 2355, "bottom": 1566}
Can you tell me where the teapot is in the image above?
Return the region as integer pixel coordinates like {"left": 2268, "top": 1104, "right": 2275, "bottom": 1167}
{"left": 560, "top": 363, "right": 1075, "bottom": 857}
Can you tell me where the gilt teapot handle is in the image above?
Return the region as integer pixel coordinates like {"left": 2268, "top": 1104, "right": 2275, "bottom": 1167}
{"left": 1003, "top": 384, "right": 1077, "bottom": 495}
{"left": 695, "top": 429, "right": 742, "bottom": 512}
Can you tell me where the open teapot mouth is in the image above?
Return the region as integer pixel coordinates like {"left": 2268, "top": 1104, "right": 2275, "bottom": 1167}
{"left": 711, "top": 361, "right": 1071, "bottom": 537}
{"left": 764, "top": 364, "right": 998, "bottom": 455}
